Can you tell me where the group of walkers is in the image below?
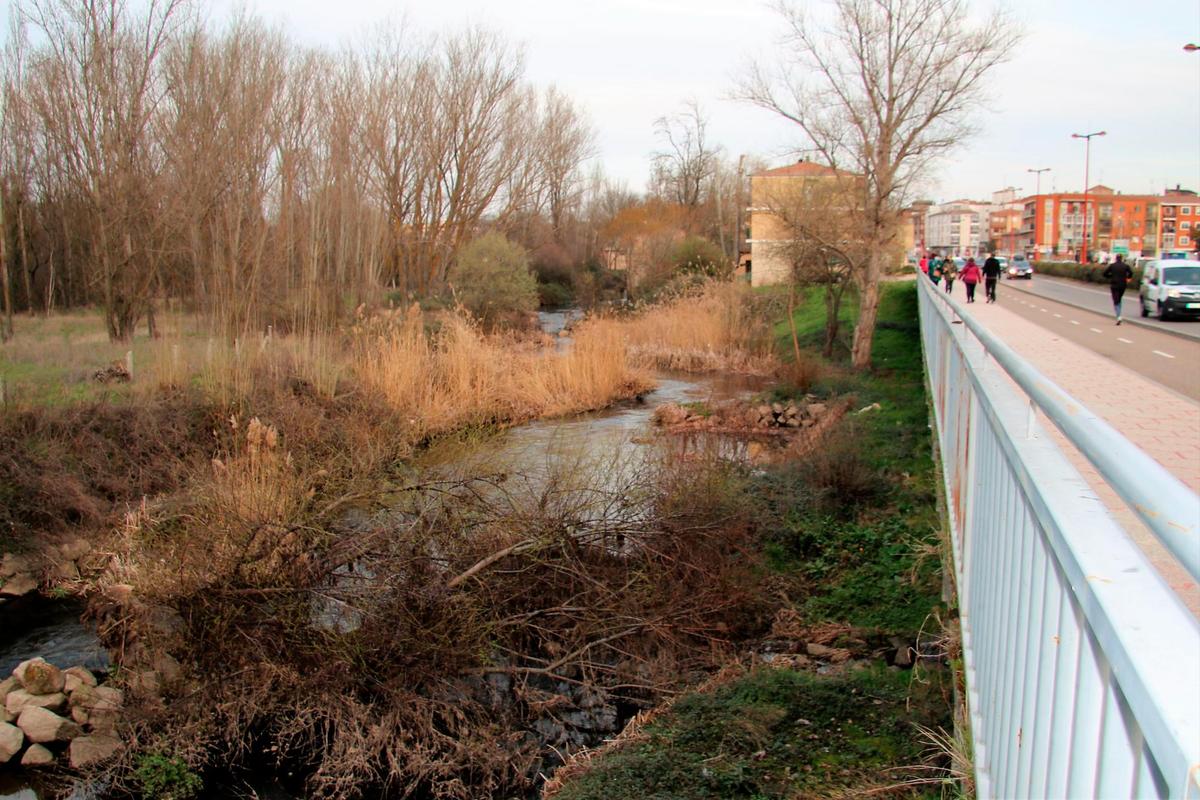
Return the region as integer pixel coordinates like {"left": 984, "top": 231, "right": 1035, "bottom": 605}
{"left": 918, "top": 253, "right": 1002, "bottom": 303}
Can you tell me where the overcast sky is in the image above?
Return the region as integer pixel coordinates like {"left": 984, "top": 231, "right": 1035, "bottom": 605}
{"left": 3, "top": 0, "right": 1198, "bottom": 203}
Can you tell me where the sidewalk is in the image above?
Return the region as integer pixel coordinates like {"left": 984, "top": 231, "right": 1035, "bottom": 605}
{"left": 958, "top": 298, "right": 1200, "bottom": 616}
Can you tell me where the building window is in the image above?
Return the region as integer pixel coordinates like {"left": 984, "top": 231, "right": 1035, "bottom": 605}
{"left": 1182, "top": 236, "right": 1191, "bottom": 246}
{"left": 1184, "top": 222, "right": 1192, "bottom": 230}
{"left": 1133, "top": 205, "right": 1139, "bottom": 213}
{"left": 1183, "top": 207, "right": 1193, "bottom": 215}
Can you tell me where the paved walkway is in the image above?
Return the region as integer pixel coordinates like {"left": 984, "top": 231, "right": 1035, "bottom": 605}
{"left": 959, "top": 298, "right": 1200, "bottom": 616}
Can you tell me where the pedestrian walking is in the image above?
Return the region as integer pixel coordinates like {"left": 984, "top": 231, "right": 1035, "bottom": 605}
{"left": 982, "top": 253, "right": 1002, "bottom": 303}
{"left": 919, "top": 253, "right": 929, "bottom": 275}
{"left": 960, "top": 258, "right": 982, "bottom": 303}
{"left": 942, "top": 258, "right": 958, "bottom": 295}
{"left": 1102, "top": 254, "right": 1134, "bottom": 325}
{"left": 930, "top": 259, "right": 942, "bottom": 286}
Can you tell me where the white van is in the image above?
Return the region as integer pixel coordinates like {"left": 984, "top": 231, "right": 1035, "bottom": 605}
{"left": 1139, "top": 259, "right": 1200, "bottom": 320}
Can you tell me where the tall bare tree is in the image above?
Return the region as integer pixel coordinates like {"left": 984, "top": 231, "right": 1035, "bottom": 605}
{"left": 651, "top": 100, "right": 721, "bottom": 211}
{"left": 738, "top": 0, "right": 1019, "bottom": 367}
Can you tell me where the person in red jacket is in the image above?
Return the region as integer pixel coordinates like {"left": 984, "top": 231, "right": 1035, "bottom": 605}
{"left": 960, "top": 257, "right": 982, "bottom": 303}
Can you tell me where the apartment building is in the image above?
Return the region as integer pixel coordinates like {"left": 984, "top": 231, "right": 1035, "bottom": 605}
{"left": 1159, "top": 189, "right": 1200, "bottom": 256}
{"left": 1015, "top": 186, "right": 1161, "bottom": 260}
{"left": 746, "top": 160, "right": 860, "bottom": 286}
{"left": 925, "top": 200, "right": 993, "bottom": 256}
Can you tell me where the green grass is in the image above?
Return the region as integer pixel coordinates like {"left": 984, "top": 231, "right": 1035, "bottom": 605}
{"left": 555, "top": 665, "right": 950, "bottom": 800}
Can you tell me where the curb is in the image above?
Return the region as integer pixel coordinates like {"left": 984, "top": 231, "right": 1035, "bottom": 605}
{"left": 1002, "top": 280, "right": 1200, "bottom": 344}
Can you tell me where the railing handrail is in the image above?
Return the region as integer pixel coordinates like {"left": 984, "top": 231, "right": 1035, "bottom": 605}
{"left": 915, "top": 275, "right": 1200, "bottom": 797}
{"left": 919, "top": 270, "right": 1200, "bottom": 584}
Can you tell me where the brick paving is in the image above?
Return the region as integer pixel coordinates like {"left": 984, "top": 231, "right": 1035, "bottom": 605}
{"left": 958, "top": 299, "right": 1200, "bottom": 616}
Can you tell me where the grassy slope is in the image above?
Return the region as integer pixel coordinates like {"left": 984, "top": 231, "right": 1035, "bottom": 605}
{"left": 554, "top": 281, "right": 952, "bottom": 800}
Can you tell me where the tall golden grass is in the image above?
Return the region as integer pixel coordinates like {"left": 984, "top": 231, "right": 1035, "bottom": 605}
{"left": 354, "top": 308, "right": 650, "bottom": 436}
{"left": 613, "top": 283, "right": 775, "bottom": 373}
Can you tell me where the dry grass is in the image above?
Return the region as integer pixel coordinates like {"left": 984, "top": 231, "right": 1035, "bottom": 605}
{"left": 352, "top": 307, "right": 651, "bottom": 438}
{"left": 613, "top": 283, "right": 775, "bottom": 374}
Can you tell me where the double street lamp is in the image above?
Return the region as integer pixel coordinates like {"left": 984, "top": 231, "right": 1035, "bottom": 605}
{"left": 1071, "top": 131, "right": 1106, "bottom": 263}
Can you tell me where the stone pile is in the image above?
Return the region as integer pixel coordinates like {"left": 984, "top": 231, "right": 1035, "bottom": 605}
{"left": 652, "top": 397, "right": 830, "bottom": 433}
{"left": 0, "top": 538, "right": 97, "bottom": 604}
{"left": 0, "top": 658, "right": 123, "bottom": 770}
{"left": 745, "top": 400, "right": 827, "bottom": 429}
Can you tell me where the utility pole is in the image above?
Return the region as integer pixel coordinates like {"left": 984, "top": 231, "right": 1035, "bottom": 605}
{"left": 1026, "top": 168, "right": 1050, "bottom": 257}
{"left": 1071, "top": 132, "right": 1105, "bottom": 264}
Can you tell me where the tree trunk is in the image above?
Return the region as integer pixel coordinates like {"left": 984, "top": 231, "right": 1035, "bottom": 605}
{"left": 823, "top": 283, "right": 841, "bottom": 359}
{"left": 17, "top": 203, "right": 34, "bottom": 316}
{"left": 850, "top": 250, "right": 885, "bottom": 368}
{"left": 0, "top": 192, "right": 13, "bottom": 341}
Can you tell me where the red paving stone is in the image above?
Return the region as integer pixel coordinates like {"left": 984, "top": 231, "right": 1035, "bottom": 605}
{"left": 957, "top": 299, "right": 1200, "bottom": 617}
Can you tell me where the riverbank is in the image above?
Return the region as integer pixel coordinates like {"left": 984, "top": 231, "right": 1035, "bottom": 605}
{"left": 546, "top": 281, "right": 959, "bottom": 799}
{"left": 1, "top": 285, "right": 787, "bottom": 797}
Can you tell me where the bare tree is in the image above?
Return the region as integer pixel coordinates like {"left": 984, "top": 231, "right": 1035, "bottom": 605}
{"left": 651, "top": 100, "right": 721, "bottom": 210}
{"left": 738, "top": 0, "right": 1020, "bottom": 367}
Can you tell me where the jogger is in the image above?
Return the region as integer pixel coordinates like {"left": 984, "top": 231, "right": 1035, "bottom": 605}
{"left": 1103, "top": 254, "right": 1134, "bottom": 325}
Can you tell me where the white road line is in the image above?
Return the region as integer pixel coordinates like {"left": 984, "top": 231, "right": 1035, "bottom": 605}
{"left": 1118, "top": 337, "right": 1133, "bottom": 344}
{"left": 1070, "top": 320, "right": 1080, "bottom": 325}
{"left": 1040, "top": 308, "right": 1049, "bottom": 313}
{"left": 1089, "top": 327, "right": 1102, "bottom": 333}
{"left": 1053, "top": 313, "right": 1062, "bottom": 318}
{"left": 1153, "top": 350, "right": 1176, "bottom": 359}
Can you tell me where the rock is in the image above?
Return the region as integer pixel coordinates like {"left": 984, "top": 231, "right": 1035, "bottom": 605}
{"left": 104, "top": 583, "right": 135, "bottom": 605}
{"left": 6, "top": 690, "right": 67, "bottom": 716}
{"left": 806, "top": 403, "right": 827, "bottom": 417}
{"left": 805, "top": 643, "right": 852, "bottom": 663}
{"left": 64, "top": 667, "right": 98, "bottom": 695}
{"left": 52, "top": 560, "right": 81, "bottom": 581}
{"left": 0, "top": 553, "right": 31, "bottom": 578}
{"left": 58, "top": 538, "right": 92, "bottom": 561}
{"left": 69, "top": 734, "right": 122, "bottom": 768}
{"left": 17, "top": 706, "right": 81, "bottom": 743}
{"left": 15, "top": 658, "right": 66, "bottom": 695}
{"left": 771, "top": 402, "right": 784, "bottom": 415}
{"left": 70, "top": 705, "right": 89, "bottom": 725}
{"left": 21, "top": 743, "right": 54, "bottom": 766}
{"left": 0, "top": 721, "right": 23, "bottom": 763}
{"left": 784, "top": 417, "right": 801, "bottom": 427}
{"left": 0, "top": 677, "right": 17, "bottom": 723}
{"left": 0, "top": 572, "right": 37, "bottom": 598}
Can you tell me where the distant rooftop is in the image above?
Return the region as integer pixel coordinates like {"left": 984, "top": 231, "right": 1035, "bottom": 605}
{"left": 754, "top": 160, "right": 847, "bottom": 178}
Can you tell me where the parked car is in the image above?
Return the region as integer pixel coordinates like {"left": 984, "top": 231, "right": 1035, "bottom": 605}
{"left": 1139, "top": 259, "right": 1200, "bottom": 320}
{"left": 1005, "top": 254, "right": 1033, "bottom": 279}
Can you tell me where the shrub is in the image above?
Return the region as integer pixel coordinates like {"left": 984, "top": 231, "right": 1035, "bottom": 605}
{"left": 448, "top": 233, "right": 539, "bottom": 326}
{"left": 134, "top": 752, "right": 203, "bottom": 800}
{"left": 1033, "top": 260, "right": 1143, "bottom": 285}
{"left": 537, "top": 280, "right": 574, "bottom": 308}
{"left": 671, "top": 236, "right": 727, "bottom": 277}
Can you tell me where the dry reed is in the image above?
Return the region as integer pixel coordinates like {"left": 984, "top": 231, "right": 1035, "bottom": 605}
{"left": 613, "top": 283, "right": 775, "bottom": 374}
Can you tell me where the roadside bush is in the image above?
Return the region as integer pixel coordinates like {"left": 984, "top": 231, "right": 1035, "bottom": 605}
{"left": 1033, "top": 260, "right": 1143, "bottom": 285}
{"left": 448, "top": 233, "right": 539, "bottom": 326}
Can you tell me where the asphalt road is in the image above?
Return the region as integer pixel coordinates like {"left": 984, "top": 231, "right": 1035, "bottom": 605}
{"left": 1002, "top": 274, "right": 1200, "bottom": 341}
{"left": 989, "top": 286, "right": 1200, "bottom": 401}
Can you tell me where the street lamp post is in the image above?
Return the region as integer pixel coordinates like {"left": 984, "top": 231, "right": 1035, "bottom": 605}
{"left": 1071, "top": 131, "right": 1106, "bottom": 263}
{"left": 1027, "top": 167, "right": 1050, "bottom": 257}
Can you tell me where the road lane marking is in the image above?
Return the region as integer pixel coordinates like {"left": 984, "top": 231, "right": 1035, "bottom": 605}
{"left": 1153, "top": 350, "right": 1176, "bottom": 359}
{"left": 1054, "top": 313, "right": 1062, "bottom": 318}
{"left": 1070, "top": 320, "right": 1080, "bottom": 325}
{"left": 1041, "top": 308, "right": 1049, "bottom": 313}
{"left": 1089, "top": 327, "right": 1102, "bottom": 333}
{"left": 1118, "top": 337, "right": 1133, "bottom": 344}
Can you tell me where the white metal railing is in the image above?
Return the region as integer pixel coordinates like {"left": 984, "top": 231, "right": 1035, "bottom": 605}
{"left": 915, "top": 275, "right": 1200, "bottom": 799}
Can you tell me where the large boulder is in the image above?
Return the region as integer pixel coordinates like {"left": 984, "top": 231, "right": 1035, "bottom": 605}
{"left": 21, "top": 743, "right": 54, "bottom": 766}
{"left": 0, "top": 721, "right": 23, "bottom": 763}
{"left": 6, "top": 689, "right": 67, "bottom": 716}
{"left": 17, "top": 706, "right": 81, "bottom": 743}
{"left": 69, "top": 734, "right": 122, "bottom": 768}
{"left": 63, "top": 667, "right": 98, "bottom": 695}
{"left": 15, "top": 658, "right": 66, "bottom": 695}
{"left": 69, "top": 685, "right": 122, "bottom": 732}
{"left": 0, "top": 676, "right": 18, "bottom": 722}
{"left": 0, "top": 553, "right": 31, "bottom": 578}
